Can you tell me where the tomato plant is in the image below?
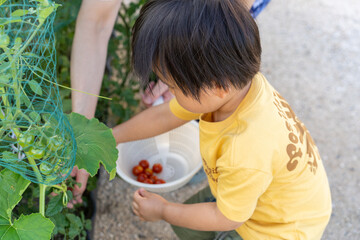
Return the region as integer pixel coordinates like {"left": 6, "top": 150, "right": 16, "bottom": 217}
{"left": 0, "top": 1, "right": 119, "bottom": 239}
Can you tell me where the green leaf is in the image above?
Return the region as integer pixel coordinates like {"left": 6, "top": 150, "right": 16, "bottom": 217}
{"left": 28, "top": 80, "right": 43, "bottom": 96}
{"left": 50, "top": 213, "right": 68, "bottom": 236}
{"left": 84, "top": 219, "right": 92, "bottom": 231}
{"left": 0, "top": 73, "right": 11, "bottom": 85}
{"left": 29, "top": 111, "right": 41, "bottom": 123}
{"left": 0, "top": 0, "right": 7, "bottom": 7}
{"left": 0, "top": 17, "right": 22, "bottom": 26}
{"left": 67, "top": 113, "right": 118, "bottom": 180}
{"left": 20, "top": 94, "right": 31, "bottom": 107}
{"left": 0, "top": 213, "right": 54, "bottom": 240}
{"left": 37, "top": 4, "right": 59, "bottom": 24}
{"left": 66, "top": 213, "right": 82, "bottom": 229}
{"left": 11, "top": 9, "right": 29, "bottom": 17}
{"left": 66, "top": 213, "right": 82, "bottom": 239}
{"left": 0, "top": 62, "right": 10, "bottom": 73}
{"left": 1, "top": 151, "right": 17, "bottom": 162}
{"left": 0, "top": 169, "right": 30, "bottom": 226}
{"left": 45, "top": 195, "right": 63, "bottom": 217}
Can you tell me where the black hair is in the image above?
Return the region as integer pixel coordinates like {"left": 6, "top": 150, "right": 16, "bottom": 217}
{"left": 132, "top": 0, "right": 261, "bottom": 100}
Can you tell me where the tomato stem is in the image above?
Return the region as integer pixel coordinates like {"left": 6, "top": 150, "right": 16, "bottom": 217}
{"left": 39, "top": 184, "right": 46, "bottom": 216}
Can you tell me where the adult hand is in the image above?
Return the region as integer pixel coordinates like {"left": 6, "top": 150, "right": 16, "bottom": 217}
{"left": 68, "top": 166, "right": 89, "bottom": 208}
{"left": 141, "top": 81, "right": 173, "bottom": 107}
{"left": 132, "top": 188, "right": 168, "bottom": 222}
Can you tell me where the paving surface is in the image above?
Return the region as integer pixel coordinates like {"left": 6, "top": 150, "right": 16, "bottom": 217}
{"left": 93, "top": 0, "right": 360, "bottom": 239}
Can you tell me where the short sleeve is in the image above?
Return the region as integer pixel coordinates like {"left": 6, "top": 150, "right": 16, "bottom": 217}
{"left": 216, "top": 167, "right": 272, "bottom": 222}
{"left": 169, "top": 98, "right": 200, "bottom": 121}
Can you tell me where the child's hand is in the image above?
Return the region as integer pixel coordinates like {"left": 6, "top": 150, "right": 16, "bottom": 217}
{"left": 132, "top": 188, "right": 168, "bottom": 222}
{"left": 141, "top": 81, "right": 173, "bottom": 107}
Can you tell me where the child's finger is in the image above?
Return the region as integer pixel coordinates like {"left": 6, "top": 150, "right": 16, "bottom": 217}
{"left": 132, "top": 207, "right": 140, "bottom": 217}
{"left": 132, "top": 201, "right": 139, "bottom": 211}
{"left": 138, "top": 188, "right": 147, "bottom": 197}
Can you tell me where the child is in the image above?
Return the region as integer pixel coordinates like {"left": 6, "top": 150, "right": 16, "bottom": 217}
{"left": 112, "top": 0, "right": 332, "bottom": 239}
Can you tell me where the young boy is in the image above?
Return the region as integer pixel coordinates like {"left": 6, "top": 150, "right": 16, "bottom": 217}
{"left": 112, "top": 0, "right": 332, "bottom": 239}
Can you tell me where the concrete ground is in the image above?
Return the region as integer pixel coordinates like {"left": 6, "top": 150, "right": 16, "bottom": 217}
{"left": 93, "top": 0, "right": 360, "bottom": 239}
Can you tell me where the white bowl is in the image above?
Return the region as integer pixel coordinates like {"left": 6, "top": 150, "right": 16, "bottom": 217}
{"left": 116, "top": 121, "right": 202, "bottom": 192}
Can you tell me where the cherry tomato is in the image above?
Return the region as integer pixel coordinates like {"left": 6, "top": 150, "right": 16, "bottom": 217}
{"left": 48, "top": 135, "right": 64, "bottom": 151}
{"left": 139, "top": 159, "right": 149, "bottom": 169}
{"left": 144, "top": 168, "right": 153, "bottom": 177}
{"left": 152, "top": 163, "right": 163, "bottom": 174}
{"left": 137, "top": 173, "right": 148, "bottom": 182}
{"left": 27, "top": 146, "right": 45, "bottom": 159}
{"left": 39, "top": 162, "right": 53, "bottom": 175}
{"left": 144, "top": 179, "right": 153, "bottom": 184}
{"left": 132, "top": 165, "right": 144, "bottom": 176}
{"left": 155, "top": 179, "right": 166, "bottom": 184}
{"left": 150, "top": 175, "right": 158, "bottom": 183}
{"left": 18, "top": 133, "right": 34, "bottom": 148}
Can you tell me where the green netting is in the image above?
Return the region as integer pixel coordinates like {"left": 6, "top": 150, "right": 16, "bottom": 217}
{"left": 0, "top": 0, "right": 76, "bottom": 185}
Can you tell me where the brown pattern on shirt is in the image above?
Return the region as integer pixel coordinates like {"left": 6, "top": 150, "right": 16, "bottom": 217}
{"left": 273, "top": 91, "right": 319, "bottom": 174}
{"left": 202, "top": 158, "right": 218, "bottom": 183}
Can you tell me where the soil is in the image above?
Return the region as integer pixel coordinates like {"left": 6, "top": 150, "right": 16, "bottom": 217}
{"left": 93, "top": 0, "right": 360, "bottom": 239}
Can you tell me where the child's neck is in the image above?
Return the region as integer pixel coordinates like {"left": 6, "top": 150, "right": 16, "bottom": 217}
{"left": 212, "top": 81, "right": 251, "bottom": 122}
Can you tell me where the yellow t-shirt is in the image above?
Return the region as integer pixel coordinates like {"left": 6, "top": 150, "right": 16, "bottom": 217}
{"left": 169, "top": 73, "right": 332, "bottom": 240}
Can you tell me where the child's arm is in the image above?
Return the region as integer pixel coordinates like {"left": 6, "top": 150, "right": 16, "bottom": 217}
{"left": 133, "top": 188, "right": 243, "bottom": 231}
{"left": 112, "top": 102, "right": 189, "bottom": 144}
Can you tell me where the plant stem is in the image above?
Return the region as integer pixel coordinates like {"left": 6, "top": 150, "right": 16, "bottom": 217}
{"left": 27, "top": 155, "right": 47, "bottom": 215}
{"left": 39, "top": 184, "right": 46, "bottom": 216}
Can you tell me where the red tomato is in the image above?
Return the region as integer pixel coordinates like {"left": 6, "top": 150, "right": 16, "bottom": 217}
{"left": 150, "top": 175, "right": 158, "bottom": 183}
{"left": 155, "top": 179, "right": 166, "bottom": 184}
{"left": 144, "top": 179, "right": 153, "bottom": 184}
{"left": 137, "top": 173, "right": 148, "bottom": 182}
{"left": 144, "top": 168, "right": 153, "bottom": 177}
{"left": 152, "top": 163, "right": 163, "bottom": 174}
{"left": 132, "top": 165, "right": 144, "bottom": 176}
{"left": 139, "top": 159, "right": 149, "bottom": 169}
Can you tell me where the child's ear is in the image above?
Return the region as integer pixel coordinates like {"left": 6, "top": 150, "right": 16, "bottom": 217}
{"left": 212, "top": 86, "right": 230, "bottom": 99}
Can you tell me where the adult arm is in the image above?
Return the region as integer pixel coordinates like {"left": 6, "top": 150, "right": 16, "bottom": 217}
{"left": 71, "top": 0, "right": 121, "bottom": 118}
{"left": 69, "top": 0, "right": 121, "bottom": 207}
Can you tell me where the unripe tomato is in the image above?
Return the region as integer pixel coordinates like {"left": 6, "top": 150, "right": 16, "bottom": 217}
{"left": 18, "top": 133, "right": 34, "bottom": 148}
{"left": 39, "top": 162, "right": 53, "bottom": 175}
{"left": 48, "top": 135, "right": 63, "bottom": 151}
{"left": 27, "top": 146, "right": 45, "bottom": 159}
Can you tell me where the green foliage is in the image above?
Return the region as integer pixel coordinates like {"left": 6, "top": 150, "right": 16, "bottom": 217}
{"left": 67, "top": 112, "right": 118, "bottom": 179}
{"left": 53, "top": 0, "right": 81, "bottom": 114}
{"left": 0, "top": 0, "right": 146, "bottom": 239}
{"left": 0, "top": 169, "right": 54, "bottom": 240}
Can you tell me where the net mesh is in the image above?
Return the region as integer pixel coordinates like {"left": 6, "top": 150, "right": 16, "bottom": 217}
{"left": 0, "top": 0, "right": 76, "bottom": 185}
